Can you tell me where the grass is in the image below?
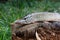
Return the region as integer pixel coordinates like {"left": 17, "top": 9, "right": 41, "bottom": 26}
{"left": 0, "top": 0, "right": 60, "bottom": 40}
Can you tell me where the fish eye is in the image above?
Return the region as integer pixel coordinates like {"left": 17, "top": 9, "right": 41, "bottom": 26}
{"left": 23, "top": 17, "right": 27, "bottom": 20}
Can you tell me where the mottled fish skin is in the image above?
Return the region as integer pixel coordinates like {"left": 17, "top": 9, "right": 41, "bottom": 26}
{"left": 24, "top": 12, "right": 60, "bottom": 23}
{"left": 12, "top": 12, "right": 60, "bottom": 25}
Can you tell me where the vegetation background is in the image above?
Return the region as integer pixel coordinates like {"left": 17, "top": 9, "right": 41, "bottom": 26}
{"left": 0, "top": 0, "right": 60, "bottom": 40}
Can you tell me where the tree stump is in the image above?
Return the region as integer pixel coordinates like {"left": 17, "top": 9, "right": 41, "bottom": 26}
{"left": 11, "top": 12, "right": 60, "bottom": 40}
